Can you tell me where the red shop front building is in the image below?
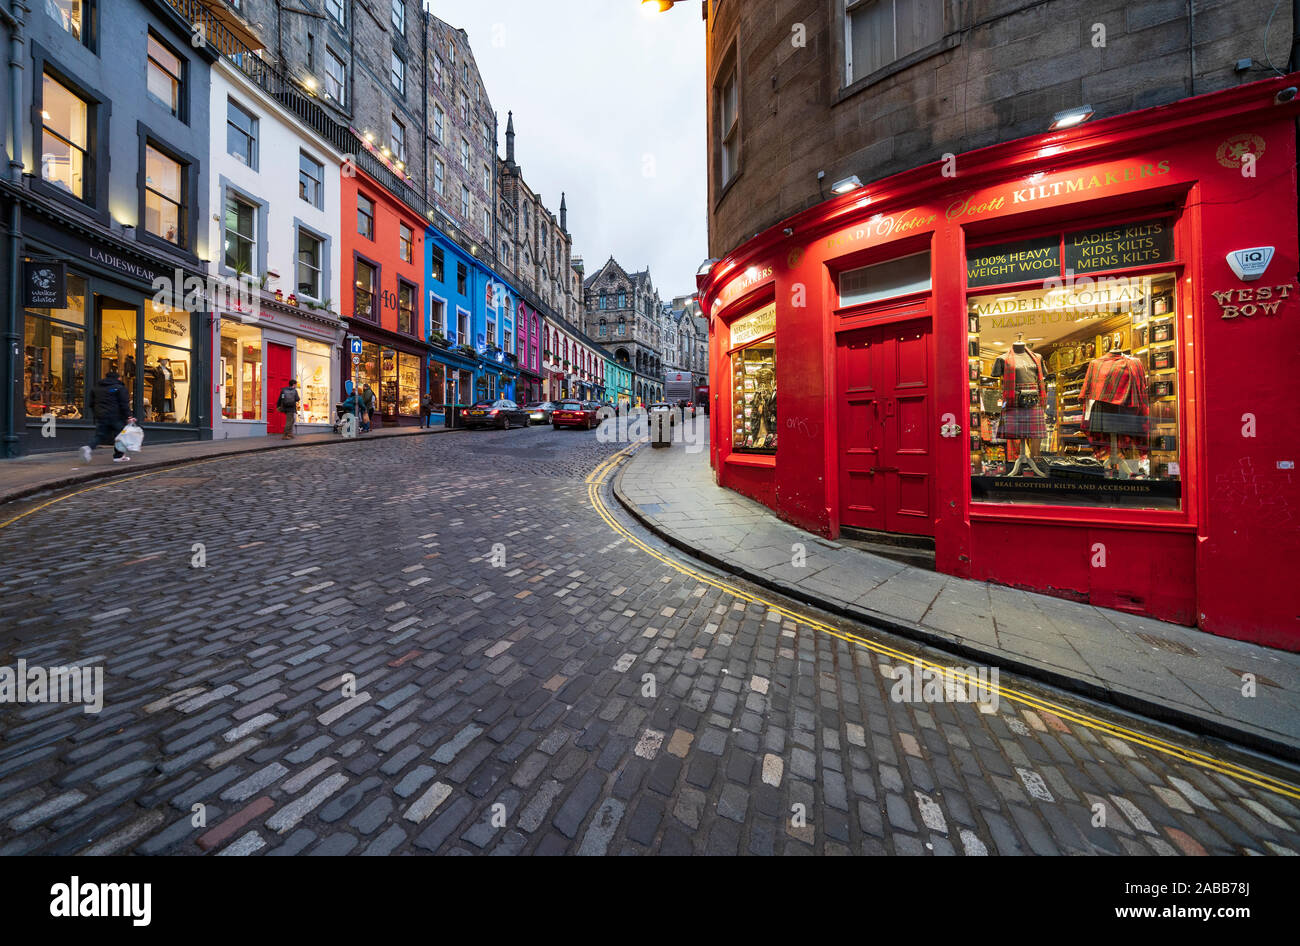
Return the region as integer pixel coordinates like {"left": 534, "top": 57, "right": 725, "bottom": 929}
{"left": 699, "top": 79, "right": 1300, "bottom": 650}
{"left": 340, "top": 168, "right": 429, "bottom": 426}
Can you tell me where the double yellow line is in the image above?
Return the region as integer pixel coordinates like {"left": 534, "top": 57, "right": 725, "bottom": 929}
{"left": 587, "top": 446, "right": 1300, "bottom": 803}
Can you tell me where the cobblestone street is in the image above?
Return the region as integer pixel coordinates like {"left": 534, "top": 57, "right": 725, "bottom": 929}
{"left": 1, "top": 428, "right": 1298, "bottom": 856}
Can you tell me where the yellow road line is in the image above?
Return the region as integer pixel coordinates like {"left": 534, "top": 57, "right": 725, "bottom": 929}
{"left": 587, "top": 450, "right": 1300, "bottom": 802}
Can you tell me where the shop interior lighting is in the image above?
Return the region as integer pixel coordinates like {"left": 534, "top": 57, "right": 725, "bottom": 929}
{"left": 830, "top": 175, "right": 863, "bottom": 195}
{"left": 1049, "top": 106, "right": 1094, "bottom": 130}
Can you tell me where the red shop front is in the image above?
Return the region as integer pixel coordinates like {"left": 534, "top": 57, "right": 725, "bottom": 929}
{"left": 700, "top": 78, "right": 1300, "bottom": 650}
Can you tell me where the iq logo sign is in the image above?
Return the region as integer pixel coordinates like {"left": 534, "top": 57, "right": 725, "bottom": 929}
{"left": 1226, "top": 246, "right": 1275, "bottom": 282}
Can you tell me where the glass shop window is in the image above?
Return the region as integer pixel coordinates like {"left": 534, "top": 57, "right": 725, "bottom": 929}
{"left": 220, "top": 321, "right": 261, "bottom": 421}
{"left": 968, "top": 271, "right": 1181, "bottom": 509}
{"left": 24, "top": 274, "right": 88, "bottom": 420}
{"left": 728, "top": 302, "right": 776, "bottom": 455}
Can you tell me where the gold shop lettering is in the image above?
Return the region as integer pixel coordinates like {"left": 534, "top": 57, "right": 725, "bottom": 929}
{"left": 1212, "top": 283, "right": 1293, "bottom": 319}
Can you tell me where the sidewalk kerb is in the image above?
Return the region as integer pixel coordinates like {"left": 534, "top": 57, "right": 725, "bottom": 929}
{"left": 610, "top": 458, "right": 1300, "bottom": 766}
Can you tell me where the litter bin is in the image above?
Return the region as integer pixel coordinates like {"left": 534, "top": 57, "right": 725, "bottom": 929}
{"left": 649, "top": 402, "right": 674, "bottom": 448}
{"left": 445, "top": 403, "right": 463, "bottom": 429}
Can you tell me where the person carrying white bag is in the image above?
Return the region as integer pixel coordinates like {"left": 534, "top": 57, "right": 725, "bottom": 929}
{"left": 80, "top": 364, "right": 139, "bottom": 464}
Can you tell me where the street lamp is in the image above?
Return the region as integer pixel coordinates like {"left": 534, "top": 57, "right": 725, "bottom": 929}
{"left": 640, "top": 0, "right": 676, "bottom": 10}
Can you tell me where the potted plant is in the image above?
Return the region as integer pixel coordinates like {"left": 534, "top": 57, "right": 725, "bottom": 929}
{"left": 430, "top": 331, "right": 449, "bottom": 348}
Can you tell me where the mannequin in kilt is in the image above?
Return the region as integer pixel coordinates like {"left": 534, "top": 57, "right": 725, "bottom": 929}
{"left": 992, "top": 337, "right": 1048, "bottom": 476}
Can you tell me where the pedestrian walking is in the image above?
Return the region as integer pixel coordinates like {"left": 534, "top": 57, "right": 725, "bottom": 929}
{"left": 80, "top": 365, "right": 135, "bottom": 464}
{"left": 361, "top": 384, "right": 376, "bottom": 432}
{"left": 419, "top": 391, "right": 436, "bottom": 428}
{"left": 276, "top": 379, "right": 301, "bottom": 439}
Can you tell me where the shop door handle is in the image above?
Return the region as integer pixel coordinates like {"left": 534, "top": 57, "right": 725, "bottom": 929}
{"left": 884, "top": 398, "right": 896, "bottom": 417}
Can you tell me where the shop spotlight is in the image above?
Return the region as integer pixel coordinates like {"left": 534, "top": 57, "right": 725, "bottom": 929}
{"left": 1275, "top": 86, "right": 1297, "bottom": 104}
{"left": 830, "top": 175, "right": 862, "bottom": 195}
{"left": 1049, "top": 105, "right": 1094, "bottom": 130}
{"left": 697, "top": 257, "right": 720, "bottom": 277}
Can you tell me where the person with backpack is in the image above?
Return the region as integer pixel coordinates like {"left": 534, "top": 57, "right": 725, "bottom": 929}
{"left": 361, "top": 383, "right": 376, "bottom": 432}
{"left": 276, "top": 379, "right": 301, "bottom": 439}
{"left": 419, "top": 391, "right": 436, "bottom": 428}
{"left": 80, "top": 364, "right": 135, "bottom": 463}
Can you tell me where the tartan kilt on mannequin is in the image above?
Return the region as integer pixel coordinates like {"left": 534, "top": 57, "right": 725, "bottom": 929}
{"left": 1000, "top": 406, "right": 1047, "bottom": 439}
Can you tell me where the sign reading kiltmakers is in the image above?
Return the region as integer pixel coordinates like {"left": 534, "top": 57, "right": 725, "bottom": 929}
{"left": 23, "top": 259, "right": 66, "bottom": 308}
{"left": 966, "top": 235, "right": 1060, "bottom": 288}
{"left": 1063, "top": 219, "right": 1172, "bottom": 273}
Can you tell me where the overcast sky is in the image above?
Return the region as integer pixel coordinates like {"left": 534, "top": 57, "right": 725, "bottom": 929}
{"left": 431, "top": 0, "right": 707, "bottom": 302}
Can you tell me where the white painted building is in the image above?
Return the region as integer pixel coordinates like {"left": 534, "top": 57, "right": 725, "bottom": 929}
{"left": 206, "top": 60, "right": 345, "bottom": 439}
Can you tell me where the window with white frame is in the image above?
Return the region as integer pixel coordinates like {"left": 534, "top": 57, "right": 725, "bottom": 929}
{"left": 391, "top": 0, "right": 404, "bottom": 33}
{"left": 434, "top": 105, "right": 444, "bottom": 141}
{"left": 226, "top": 99, "right": 257, "bottom": 167}
{"left": 224, "top": 193, "right": 256, "bottom": 273}
{"left": 391, "top": 50, "right": 406, "bottom": 94}
{"left": 325, "top": 0, "right": 344, "bottom": 27}
{"left": 460, "top": 186, "right": 469, "bottom": 219}
{"left": 299, "top": 151, "right": 324, "bottom": 208}
{"left": 434, "top": 158, "right": 445, "bottom": 196}
{"left": 716, "top": 57, "right": 739, "bottom": 185}
{"left": 460, "top": 138, "right": 470, "bottom": 170}
{"left": 297, "top": 228, "right": 322, "bottom": 298}
{"left": 324, "top": 49, "right": 346, "bottom": 105}
{"left": 390, "top": 115, "right": 406, "bottom": 161}
{"left": 844, "top": 0, "right": 944, "bottom": 86}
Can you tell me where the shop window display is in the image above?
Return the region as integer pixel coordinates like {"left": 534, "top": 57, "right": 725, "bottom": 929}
{"left": 143, "top": 300, "right": 191, "bottom": 423}
{"left": 355, "top": 341, "right": 382, "bottom": 398}
{"left": 397, "top": 353, "right": 420, "bottom": 416}
{"left": 25, "top": 274, "right": 87, "bottom": 419}
{"left": 219, "top": 322, "right": 261, "bottom": 420}
{"left": 97, "top": 303, "right": 140, "bottom": 414}
{"left": 296, "top": 339, "right": 331, "bottom": 425}
{"left": 968, "top": 271, "right": 1181, "bottom": 508}
{"left": 730, "top": 343, "right": 776, "bottom": 453}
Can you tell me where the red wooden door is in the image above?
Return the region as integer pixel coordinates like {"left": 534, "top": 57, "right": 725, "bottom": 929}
{"left": 836, "top": 317, "right": 935, "bottom": 536}
{"left": 266, "top": 342, "right": 293, "bottom": 435}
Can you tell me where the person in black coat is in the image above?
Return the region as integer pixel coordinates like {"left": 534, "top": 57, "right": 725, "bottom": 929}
{"left": 80, "top": 365, "right": 136, "bottom": 463}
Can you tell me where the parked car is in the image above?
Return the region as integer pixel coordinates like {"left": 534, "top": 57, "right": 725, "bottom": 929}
{"left": 524, "top": 401, "right": 560, "bottom": 425}
{"left": 461, "top": 399, "right": 530, "bottom": 430}
{"left": 552, "top": 399, "right": 601, "bottom": 430}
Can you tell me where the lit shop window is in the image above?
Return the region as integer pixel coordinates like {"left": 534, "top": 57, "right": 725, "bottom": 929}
{"left": 296, "top": 340, "right": 331, "bottom": 425}
{"left": 143, "top": 300, "right": 192, "bottom": 423}
{"left": 220, "top": 321, "right": 261, "bottom": 421}
{"left": 968, "top": 272, "right": 1181, "bottom": 509}
{"left": 24, "top": 274, "right": 88, "bottom": 419}
{"left": 729, "top": 302, "right": 776, "bottom": 454}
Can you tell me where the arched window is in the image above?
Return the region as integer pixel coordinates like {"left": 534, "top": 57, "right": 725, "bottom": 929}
{"left": 599, "top": 318, "right": 607, "bottom": 338}
{"left": 617, "top": 316, "right": 625, "bottom": 336}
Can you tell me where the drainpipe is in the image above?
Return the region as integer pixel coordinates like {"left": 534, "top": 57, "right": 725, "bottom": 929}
{"left": 3, "top": 0, "right": 28, "bottom": 458}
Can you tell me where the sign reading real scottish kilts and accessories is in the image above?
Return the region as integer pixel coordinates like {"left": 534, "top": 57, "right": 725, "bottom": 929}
{"left": 1063, "top": 219, "right": 1173, "bottom": 273}
{"left": 966, "top": 235, "right": 1060, "bottom": 288}
{"left": 23, "top": 259, "right": 66, "bottom": 308}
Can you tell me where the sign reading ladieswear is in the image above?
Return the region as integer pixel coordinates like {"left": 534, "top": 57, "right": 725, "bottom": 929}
{"left": 730, "top": 302, "right": 776, "bottom": 346}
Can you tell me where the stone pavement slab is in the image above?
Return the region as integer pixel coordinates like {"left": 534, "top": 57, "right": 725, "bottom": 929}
{"left": 612, "top": 428, "right": 1300, "bottom": 761}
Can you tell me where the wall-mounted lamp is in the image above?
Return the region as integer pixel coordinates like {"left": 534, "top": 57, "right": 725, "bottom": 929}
{"left": 830, "top": 175, "right": 862, "bottom": 195}
{"left": 696, "top": 257, "right": 719, "bottom": 277}
{"left": 1048, "top": 105, "right": 1094, "bottom": 130}
{"left": 640, "top": 0, "right": 675, "bottom": 11}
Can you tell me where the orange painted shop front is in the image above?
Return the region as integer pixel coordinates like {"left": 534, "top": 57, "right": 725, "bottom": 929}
{"left": 340, "top": 169, "right": 429, "bottom": 425}
{"left": 699, "top": 78, "right": 1300, "bottom": 650}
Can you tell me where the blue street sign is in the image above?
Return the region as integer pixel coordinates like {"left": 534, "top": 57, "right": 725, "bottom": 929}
{"left": 349, "top": 337, "right": 363, "bottom": 355}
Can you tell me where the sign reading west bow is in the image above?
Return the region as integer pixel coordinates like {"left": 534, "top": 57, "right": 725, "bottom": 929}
{"left": 23, "top": 259, "right": 66, "bottom": 309}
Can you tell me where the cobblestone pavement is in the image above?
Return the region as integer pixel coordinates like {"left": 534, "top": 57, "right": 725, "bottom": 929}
{"left": 1, "top": 426, "right": 1299, "bottom": 856}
